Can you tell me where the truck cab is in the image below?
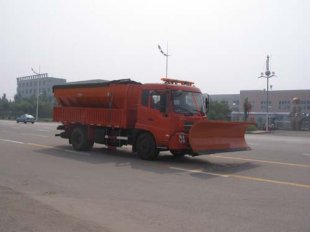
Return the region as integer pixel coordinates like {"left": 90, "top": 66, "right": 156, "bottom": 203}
{"left": 134, "top": 78, "right": 208, "bottom": 159}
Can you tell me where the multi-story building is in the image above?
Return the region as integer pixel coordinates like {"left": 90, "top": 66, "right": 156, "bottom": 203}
{"left": 16, "top": 73, "right": 66, "bottom": 99}
{"left": 210, "top": 89, "right": 310, "bottom": 129}
{"left": 239, "top": 90, "right": 310, "bottom": 113}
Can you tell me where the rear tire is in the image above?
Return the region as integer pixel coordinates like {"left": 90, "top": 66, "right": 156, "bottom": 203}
{"left": 71, "top": 127, "right": 94, "bottom": 151}
{"left": 136, "top": 133, "right": 159, "bottom": 160}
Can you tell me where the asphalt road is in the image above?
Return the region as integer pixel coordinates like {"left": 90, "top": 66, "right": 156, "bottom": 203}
{"left": 0, "top": 120, "right": 309, "bottom": 232}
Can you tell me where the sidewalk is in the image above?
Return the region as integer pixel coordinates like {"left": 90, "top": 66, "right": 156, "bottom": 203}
{"left": 247, "top": 130, "right": 272, "bottom": 134}
{"left": 248, "top": 129, "right": 310, "bottom": 137}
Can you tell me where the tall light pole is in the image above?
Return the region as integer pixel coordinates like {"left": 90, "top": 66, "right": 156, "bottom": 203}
{"left": 259, "top": 55, "right": 276, "bottom": 131}
{"left": 158, "top": 43, "right": 170, "bottom": 77}
{"left": 31, "top": 67, "right": 41, "bottom": 121}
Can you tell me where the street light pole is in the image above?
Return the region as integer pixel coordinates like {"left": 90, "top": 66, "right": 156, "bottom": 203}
{"left": 259, "top": 55, "right": 276, "bottom": 131}
{"left": 31, "top": 67, "right": 40, "bottom": 121}
{"left": 158, "top": 43, "right": 170, "bottom": 77}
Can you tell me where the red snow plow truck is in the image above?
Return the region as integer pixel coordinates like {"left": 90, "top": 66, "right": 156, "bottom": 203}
{"left": 53, "top": 78, "right": 252, "bottom": 160}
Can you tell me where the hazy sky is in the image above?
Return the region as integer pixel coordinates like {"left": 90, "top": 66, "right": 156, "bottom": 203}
{"left": 1, "top": 0, "right": 309, "bottom": 99}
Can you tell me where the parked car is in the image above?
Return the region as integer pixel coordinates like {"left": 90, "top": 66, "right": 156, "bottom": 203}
{"left": 16, "top": 114, "right": 35, "bottom": 124}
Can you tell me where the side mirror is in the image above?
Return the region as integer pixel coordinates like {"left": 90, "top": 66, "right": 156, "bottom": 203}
{"left": 205, "top": 95, "right": 209, "bottom": 114}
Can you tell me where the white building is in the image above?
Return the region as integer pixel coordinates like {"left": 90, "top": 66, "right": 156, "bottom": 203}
{"left": 17, "top": 73, "right": 66, "bottom": 99}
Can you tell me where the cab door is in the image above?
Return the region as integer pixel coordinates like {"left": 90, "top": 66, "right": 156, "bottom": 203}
{"left": 136, "top": 89, "right": 171, "bottom": 147}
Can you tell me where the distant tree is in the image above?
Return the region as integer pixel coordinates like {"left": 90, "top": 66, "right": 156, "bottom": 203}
{"left": 1, "top": 92, "right": 54, "bottom": 120}
{"left": 14, "top": 93, "right": 22, "bottom": 103}
{"left": 1, "top": 93, "right": 8, "bottom": 102}
{"left": 39, "top": 101, "right": 53, "bottom": 118}
{"left": 243, "top": 97, "right": 252, "bottom": 121}
{"left": 208, "top": 100, "right": 231, "bottom": 121}
{"left": 0, "top": 93, "right": 11, "bottom": 119}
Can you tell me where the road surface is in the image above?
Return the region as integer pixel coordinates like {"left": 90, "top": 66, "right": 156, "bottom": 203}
{"left": 0, "top": 120, "right": 309, "bottom": 232}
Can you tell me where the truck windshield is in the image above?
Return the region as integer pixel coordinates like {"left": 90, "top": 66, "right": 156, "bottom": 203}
{"left": 172, "top": 90, "right": 206, "bottom": 116}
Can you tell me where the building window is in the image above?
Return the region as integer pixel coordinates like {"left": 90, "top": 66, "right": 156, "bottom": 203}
{"left": 278, "top": 100, "right": 291, "bottom": 110}
{"left": 233, "top": 100, "right": 239, "bottom": 105}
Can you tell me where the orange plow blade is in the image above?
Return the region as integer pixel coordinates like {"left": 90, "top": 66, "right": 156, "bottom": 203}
{"left": 189, "top": 120, "right": 252, "bottom": 154}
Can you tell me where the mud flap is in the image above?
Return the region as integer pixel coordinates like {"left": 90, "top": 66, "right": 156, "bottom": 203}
{"left": 189, "top": 120, "right": 252, "bottom": 154}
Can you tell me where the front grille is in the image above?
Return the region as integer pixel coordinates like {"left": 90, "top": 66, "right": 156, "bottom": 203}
{"left": 184, "top": 121, "right": 193, "bottom": 132}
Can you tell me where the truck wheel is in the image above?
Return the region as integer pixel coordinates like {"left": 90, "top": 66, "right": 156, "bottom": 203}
{"left": 170, "top": 150, "right": 186, "bottom": 158}
{"left": 85, "top": 140, "right": 94, "bottom": 150}
{"left": 136, "top": 133, "right": 159, "bottom": 160}
{"left": 71, "top": 127, "right": 93, "bottom": 151}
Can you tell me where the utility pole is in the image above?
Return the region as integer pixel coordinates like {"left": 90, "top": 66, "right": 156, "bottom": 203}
{"left": 259, "top": 55, "right": 276, "bottom": 131}
{"left": 158, "top": 43, "right": 170, "bottom": 77}
{"left": 31, "top": 67, "right": 41, "bottom": 121}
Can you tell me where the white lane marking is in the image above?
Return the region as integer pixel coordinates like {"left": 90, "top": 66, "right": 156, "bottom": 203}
{"left": 2, "top": 129, "right": 17, "bottom": 133}
{"left": 0, "top": 139, "right": 90, "bottom": 155}
{"left": 209, "top": 155, "right": 310, "bottom": 168}
{"left": 248, "top": 143, "right": 257, "bottom": 146}
{"left": 27, "top": 143, "right": 53, "bottom": 148}
{"left": 37, "top": 129, "right": 50, "bottom": 132}
{"left": 303, "top": 154, "right": 310, "bottom": 156}
{"left": 21, "top": 133, "right": 48, "bottom": 138}
{"left": 0, "top": 138, "right": 24, "bottom": 144}
{"left": 170, "top": 167, "right": 229, "bottom": 178}
{"left": 170, "top": 167, "right": 310, "bottom": 189}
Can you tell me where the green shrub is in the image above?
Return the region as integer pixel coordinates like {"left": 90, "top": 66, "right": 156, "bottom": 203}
{"left": 247, "top": 125, "right": 257, "bottom": 131}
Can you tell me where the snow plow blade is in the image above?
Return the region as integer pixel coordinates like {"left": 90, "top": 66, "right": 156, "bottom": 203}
{"left": 189, "top": 120, "right": 252, "bottom": 154}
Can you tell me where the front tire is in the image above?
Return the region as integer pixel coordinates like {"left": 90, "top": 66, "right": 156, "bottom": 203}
{"left": 170, "top": 150, "right": 186, "bottom": 158}
{"left": 71, "top": 127, "right": 94, "bottom": 151}
{"left": 136, "top": 133, "right": 159, "bottom": 160}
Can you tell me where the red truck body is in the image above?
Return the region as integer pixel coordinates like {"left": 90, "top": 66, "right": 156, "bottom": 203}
{"left": 53, "top": 78, "right": 250, "bottom": 160}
